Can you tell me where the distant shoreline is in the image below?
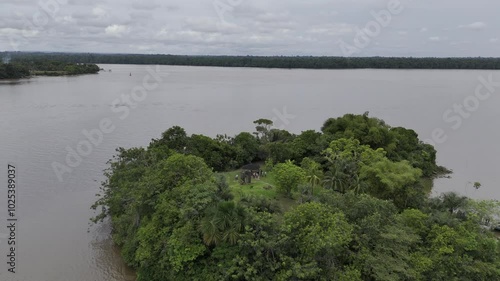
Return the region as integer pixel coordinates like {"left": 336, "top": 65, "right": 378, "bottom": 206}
{"left": 5, "top": 52, "right": 500, "bottom": 70}
{"left": 0, "top": 60, "right": 100, "bottom": 80}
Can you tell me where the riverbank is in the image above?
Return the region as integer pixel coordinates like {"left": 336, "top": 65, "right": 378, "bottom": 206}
{"left": 0, "top": 61, "right": 100, "bottom": 79}
{"left": 5, "top": 52, "right": 500, "bottom": 70}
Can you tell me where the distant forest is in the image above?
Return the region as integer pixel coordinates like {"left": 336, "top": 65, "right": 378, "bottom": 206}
{"left": 4, "top": 52, "right": 500, "bottom": 70}
{"left": 0, "top": 57, "right": 100, "bottom": 79}
{"left": 0, "top": 63, "right": 30, "bottom": 79}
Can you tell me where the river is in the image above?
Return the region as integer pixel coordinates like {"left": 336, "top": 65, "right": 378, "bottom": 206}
{"left": 0, "top": 65, "right": 499, "bottom": 280}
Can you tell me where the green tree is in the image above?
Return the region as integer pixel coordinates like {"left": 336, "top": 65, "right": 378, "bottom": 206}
{"left": 292, "top": 130, "right": 323, "bottom": 161}
{"left": 234, "top": 132, "right": 259, "bottom": 164}
{"left": 321, "top": 113, "right": 393, "bottom": 149}
{"left": 199, "top": 201, "right": 246, "bottom": 246}
{"left": 434, "top": 192, "right": 469, "bottom": 215}
{"left": 89, "top": 113, "right": 500, "bottom": 281}
{"left": 321, "top": 114, "right": 439, "bottom": 177}
{"left": 360, "top": 158, "right": 422, "bottom": 208}
{"left": 273, "top": 160, "right": 306, "bottom": 197}
{"left": 323, "top": 165, "right": 347, "bottom": 193}
{"left": 279, "top": 202, "right": 353, "bottom": 279}
{"left": 323, "top": 138, "right": 386, "bottom": 170}
{"left": 151, "top": 126, "right": 188, "bottom": 151}
{"left": 187, "top": 134, "right": 237, "bottom": 171}
{"left": 265, "top": 142, "right": 296, "bottom": 164}
{"left": 301, "top": 157, "right": 323, "bottom": 195}
{"left": 253, "top": 118, "right": 273, "bottom": 142}
{"left": 464, "top": 199, "right": 500, "bottom": 226}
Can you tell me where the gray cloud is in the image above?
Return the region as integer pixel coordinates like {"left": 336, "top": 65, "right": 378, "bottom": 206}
{"left": 131, "top": 1, "right": 161, "bottom": 11}
{"left": 458, "top": 22, "right": 487, "bottom": 30}
{"left": 1, "top": 0, "right": 499, "bottom": 56}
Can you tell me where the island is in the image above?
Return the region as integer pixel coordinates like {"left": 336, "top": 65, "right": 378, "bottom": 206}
{"left": 92, "top": 113, "right": 500, "bottom": 281}
{"left": 0, "top": 58, "right": 99, "bottom": 79}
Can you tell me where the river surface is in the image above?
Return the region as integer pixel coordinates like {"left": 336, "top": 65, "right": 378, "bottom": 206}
{"left": 0, "top": 65, "right": 499, "bottom": 280}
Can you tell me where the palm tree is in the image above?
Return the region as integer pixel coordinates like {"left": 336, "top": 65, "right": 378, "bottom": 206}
{"left": 199, "top": 216, "right": 221, "bottom": 246}
{"left": 307, "top": 174, "right": 322, "bottom": 195}
{"left": 349, "top": 174, "right": 366, "bottom": 195}
{"left": 199, "top": 201, "right": 246, "bottom": 246}
{"left": 323, "top": 168, "right": 346, "bottom": 193}
{"left": 323, "top": 158, "right": 357, "bottom": 193}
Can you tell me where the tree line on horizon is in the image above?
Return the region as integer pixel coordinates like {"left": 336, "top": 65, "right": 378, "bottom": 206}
{"left": 5, "top": 52, "right": 500, "bottom": 69}
{"left": 0, "top": 58, "right": 100, "bottom": 79}
{"left": 91, "top": 113, "right": 500, "bottom": 281}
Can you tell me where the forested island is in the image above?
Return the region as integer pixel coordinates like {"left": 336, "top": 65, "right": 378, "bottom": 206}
{"left": 0, "top": 63, "right": 30, "bottom": 79}
{"left": 92, "top": 113, "right": 500, "bottom": 281}
{"left": 5, "top": 51, "right": 500, "bottom": 70}
{"left": 0, "top": 58, "right": 99, "bottom": 79}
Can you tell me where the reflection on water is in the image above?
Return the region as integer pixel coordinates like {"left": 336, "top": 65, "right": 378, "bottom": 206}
{"left": 1, "top": 65, "right": 500, "bottom": 280}
{"left": 0, "top": 79, "right": 32, "bottom": 85}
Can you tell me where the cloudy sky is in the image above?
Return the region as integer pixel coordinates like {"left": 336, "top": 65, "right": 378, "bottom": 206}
{"left": 1, "top": 0, "right": 499, "bottom": 56}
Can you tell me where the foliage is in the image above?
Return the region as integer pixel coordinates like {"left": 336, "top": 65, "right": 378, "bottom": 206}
{"left": 234, "top": 132, "right": 259, "bottom": 164}
{"left": 0, "top": 59, "right": 99, "bottom": 79}
{"left": 360, "top": 158, "right": 422, "bottom": 209}
{"left": 321, "top": 114, "right": 438, "bottom": 177}
{"left": 301, "top": 157, "right": 323, "bottom": 195}
{"left": 282, "top": 202, "right": 353, "bottom": 257}
{"left": 9, "top": 52, "right": 500, "bottom": 70}
{"left": 0, "top": 63, "right": 30, "bottom": 79}
{"left": 253, "top": 118, "right": 273, "bottom": 142}
{"left": 91, "top": 116, "right": 500, "bottom": 281}
{"left": 265, "top": 142, "right": 297, "bottom": 164}
{"left": 199, "top": 201, "right": 246, "bottom": 246}
{"left": 273, "top": 161, "right": 307, "bottom": 197}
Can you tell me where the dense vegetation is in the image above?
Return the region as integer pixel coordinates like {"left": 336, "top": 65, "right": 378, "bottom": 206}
{"left": 0, "top": 63, "right": 30, "bottom": 79}
{"left": 0, "top": 57, "right": 99, "bottom": 79}
{"left": 6, "top": 52, "right": 500, "bottom": 69}
{"left": 26, "top": 60, "right": 100, "bottom": 76}
{"left": 92, "top": 114, "right": 500, "bottom": 281}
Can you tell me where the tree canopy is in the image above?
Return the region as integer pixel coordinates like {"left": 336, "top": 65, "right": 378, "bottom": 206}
{"left": 0, "top": 57, "right": 99, "bottom": 79}
{"left": 92, "top": 114, "right": 500, "bottom": 281}
{"left": 7, "top": 52, "right": 500, "bottom": 70}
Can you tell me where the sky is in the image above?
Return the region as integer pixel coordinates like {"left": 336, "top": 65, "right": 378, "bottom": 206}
{"left": 1, "top": 0, "right": 499, "bottom": 57}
